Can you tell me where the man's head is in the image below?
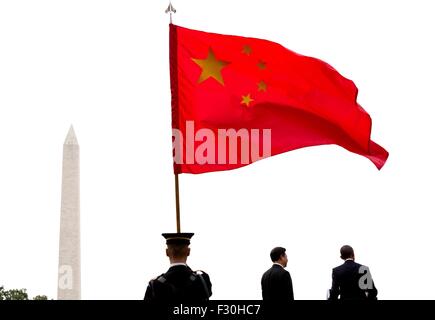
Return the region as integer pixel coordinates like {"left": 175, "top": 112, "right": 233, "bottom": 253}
{"left": 340, "top": 245, "right": 355, "bottom": 260}
{"left": 162, "top": 233, "right": 194, "bottom": 264}
{"left": 270, "top": 247, "right": 288, "bottom": 267}
{"left": 166, "top": 243, "right": 190, "bottom": 263}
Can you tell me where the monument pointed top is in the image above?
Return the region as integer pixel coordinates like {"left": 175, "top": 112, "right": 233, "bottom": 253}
{"left": 64, "top": 125, "right": 79, "bottom": 145}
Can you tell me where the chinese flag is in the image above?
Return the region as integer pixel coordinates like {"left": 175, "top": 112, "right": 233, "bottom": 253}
{"left": 170, "top": 24, "right": 388, "bottom": 174}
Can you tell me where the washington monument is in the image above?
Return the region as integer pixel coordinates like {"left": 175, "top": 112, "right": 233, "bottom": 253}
{"left": 57, "top": 126, "right": 81, "bottom": 300}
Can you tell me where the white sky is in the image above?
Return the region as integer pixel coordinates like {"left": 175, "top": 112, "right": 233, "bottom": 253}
{"left": 1, "top": 0, "right": 434, "bottom": 300}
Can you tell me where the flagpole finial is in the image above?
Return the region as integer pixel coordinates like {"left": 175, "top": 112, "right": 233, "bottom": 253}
{"left": 165, "top": 2, "right": 176, "bottom": 24}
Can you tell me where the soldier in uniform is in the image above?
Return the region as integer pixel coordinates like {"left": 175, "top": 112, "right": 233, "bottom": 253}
{"left": 144, "top": 233, "right": 212, "bottom": 302}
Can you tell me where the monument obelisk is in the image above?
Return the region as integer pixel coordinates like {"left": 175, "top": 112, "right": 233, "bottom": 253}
{"left": 57, "top": 125, "right": 81, "bottom": 300}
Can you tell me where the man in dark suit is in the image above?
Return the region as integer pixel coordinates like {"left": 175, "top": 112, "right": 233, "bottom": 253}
{"left": 328, "top": 245, "right": 378, "bottom": 300}
{"left": 144, "top": 233, "right": 212, "bottom": 302}
{"left": 261, "top": 247, "right": 294, "bottom": 300}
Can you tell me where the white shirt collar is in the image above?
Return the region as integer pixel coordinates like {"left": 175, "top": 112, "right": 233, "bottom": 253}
{"left": 170, "top": 262, "right": 188, "bottom": 268}
{"left": 345, "top": 258, "right": 354, "bottom": 261}
{"left": 273, "top": 262, "right": 285, "bottom": 268}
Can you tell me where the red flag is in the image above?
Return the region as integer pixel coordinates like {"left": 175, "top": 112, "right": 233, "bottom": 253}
{"left": 170, "top": 24, "right": 388, "bottom": 174}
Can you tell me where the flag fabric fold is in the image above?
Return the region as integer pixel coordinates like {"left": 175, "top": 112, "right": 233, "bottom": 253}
{"left": 169, "top": 24, "right": 388, "bottom": 174}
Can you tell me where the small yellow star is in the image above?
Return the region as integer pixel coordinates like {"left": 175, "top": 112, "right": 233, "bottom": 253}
{"left": 242, "top": 45, "right": 252, "bottom": 55}
{"left": 257, "top": 60, "right": 267, "bottom": 70}
{"left": 192, "top": 48, "right": 229, "bottom": 85}
{"left": 258, "top": 80, "right": 267, "bottom": 92}
{"left": 241, "top": 94, "right": 254, "bottom": 107}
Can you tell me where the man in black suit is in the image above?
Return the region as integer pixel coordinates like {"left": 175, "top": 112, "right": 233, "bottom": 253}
{"left": 328, "top": 245, "right": 378, "bottom": 300}
{"left": 144, "top": 233, "right": 212, "bottom": 302}
{"left": 261, "top": 247, "right": 294, "bottom": 300}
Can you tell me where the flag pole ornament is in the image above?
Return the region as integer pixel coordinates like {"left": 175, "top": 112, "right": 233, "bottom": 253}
{"left": 165, "top": 2, "right": 176, "bottom": 24}
{"left": 169, "top": 24, "right": 389, "bottom": 175}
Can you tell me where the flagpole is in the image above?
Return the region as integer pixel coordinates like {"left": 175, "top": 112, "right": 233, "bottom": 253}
{"left": 174, "top": 173, "right": 181, "bottom": 232}
{"left": 166, "top": 1, "right": 180, "bottom": 232}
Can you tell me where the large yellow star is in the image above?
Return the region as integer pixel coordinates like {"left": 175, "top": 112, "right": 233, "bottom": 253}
{"left": 241, "top": 94, "right": 254, "bottom": 107}
{"left": 192, "top": 48, "right": 229, "bottom": 85}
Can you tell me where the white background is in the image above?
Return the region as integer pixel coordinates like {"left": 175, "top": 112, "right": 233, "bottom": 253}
{"left": 1, "top": 0, "right": 434, "bottom": 300}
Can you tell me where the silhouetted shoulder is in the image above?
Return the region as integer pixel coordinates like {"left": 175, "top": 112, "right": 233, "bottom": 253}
{"left": 144, "top": 273, "right": 166, "bottom": 301}
{"left": 193, "top": 270, "right": 212, "bottom": 297}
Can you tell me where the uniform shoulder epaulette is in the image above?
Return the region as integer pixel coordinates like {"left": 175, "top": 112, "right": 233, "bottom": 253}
{"left": 156, "top": 274, "right": 167, "bottom": 283}
{"left": 150, "top": 273, "right": 165, "bottom": 283}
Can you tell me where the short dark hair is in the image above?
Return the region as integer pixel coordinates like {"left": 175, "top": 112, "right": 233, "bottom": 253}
{"left": 167, "top": 243, "right": 189, "bottom": 258}
{"left": 340, "top": 245, "right": 354, "bottom": 259}
{"left": 270, "top": 247, "right": 286, "bottom": 262}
